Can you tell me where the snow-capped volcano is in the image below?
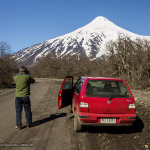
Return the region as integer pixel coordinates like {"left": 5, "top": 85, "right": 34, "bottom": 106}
{"left": 14, "top": 16, "right": 150, "bottom": 66}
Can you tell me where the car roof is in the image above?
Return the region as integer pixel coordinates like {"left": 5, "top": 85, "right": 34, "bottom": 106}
{"left": 81, "top": 77, "right": 124, "bottom": 81}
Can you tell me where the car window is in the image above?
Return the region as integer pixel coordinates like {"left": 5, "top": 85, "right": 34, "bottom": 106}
{"left": 85, "top": 80, "right": 131, "bottom": 98}
{"left": 75, "top": 78, "right": 84, "bottom": 94}
{"left": 62, "top": 78, "right": 73, "bottom": 90}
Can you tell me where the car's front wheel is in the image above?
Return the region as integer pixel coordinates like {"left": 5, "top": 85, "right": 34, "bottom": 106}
{"left": 74, "top": 113, "right": 82, "bottom": 132}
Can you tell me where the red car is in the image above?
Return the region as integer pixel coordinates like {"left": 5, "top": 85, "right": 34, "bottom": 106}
{"left": 58, "top": 76, "right": 136, "bottom": 132}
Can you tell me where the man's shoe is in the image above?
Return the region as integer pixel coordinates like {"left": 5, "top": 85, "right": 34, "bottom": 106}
{"left": 15, "top": 123, "right": 22, "bottom": 129}
{"left": 15, "top": 126, "right": 21, "bottom": 131}
{"left": 26, "top": 124, "right": 33, "bottom": 128}
{"left": 18, "top": 127, "right": 21, "bottom": 131}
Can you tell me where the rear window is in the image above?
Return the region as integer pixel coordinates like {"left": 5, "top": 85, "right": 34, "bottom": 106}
{"left": 85, "top": 80, "right": 131, "bottom": 98}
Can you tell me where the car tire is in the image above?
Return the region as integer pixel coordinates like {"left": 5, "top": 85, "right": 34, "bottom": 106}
{"left": 74, "top": 113, "right": 82, "bottom": 132}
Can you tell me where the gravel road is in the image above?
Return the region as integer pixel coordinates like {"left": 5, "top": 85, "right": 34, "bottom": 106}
{"left": 0, "top": 78, "right": 149, "bottom": 150}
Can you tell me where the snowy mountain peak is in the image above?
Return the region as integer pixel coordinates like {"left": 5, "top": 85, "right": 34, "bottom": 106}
{"left": 83, "top": 16, "right": 119, "bottom": 33}
{"left": 92, "top": 16, "right": 110, "bottom": 23}
{"left": 14, "top": 16, "right": 150, "bottom": 66}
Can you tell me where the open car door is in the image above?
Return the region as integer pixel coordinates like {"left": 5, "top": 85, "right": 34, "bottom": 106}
{"left": 58, "top": 76, "right": 74, "bottom": 109}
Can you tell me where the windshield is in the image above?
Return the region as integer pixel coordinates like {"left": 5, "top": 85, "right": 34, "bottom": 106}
{"left": 85, "top": 80, "right": 131, "bottom": 98}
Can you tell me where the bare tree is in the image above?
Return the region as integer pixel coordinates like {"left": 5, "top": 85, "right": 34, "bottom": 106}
{"left": 0, "top": 42, "right": 17, "bottom": 87}
{"left": 106, "top": 36, "right": 150, "bottom": 89}
{"left": 31, "top": 36, "right": 150, "bottom": 89}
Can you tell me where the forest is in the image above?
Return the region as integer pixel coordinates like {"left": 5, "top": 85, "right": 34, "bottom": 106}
{"left": 0, "top": 36, "right": 150, "bottom": 89}
{"left": 31, "top": 36, "right": 150, "bottom": 89}
{"left": 0, "top": 42, "right": 17, "bottom": 87}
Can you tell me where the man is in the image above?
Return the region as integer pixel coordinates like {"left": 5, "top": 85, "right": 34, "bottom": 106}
{"left": 14, "top": 66, "right": 35, "bottom": 130}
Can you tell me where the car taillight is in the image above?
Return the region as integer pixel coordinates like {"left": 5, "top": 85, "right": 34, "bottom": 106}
{"left": 79, "top": 102, "right": 89, "bottom": 112}
{"left": 128, "top": 103, "right": 136, "bottom": 113}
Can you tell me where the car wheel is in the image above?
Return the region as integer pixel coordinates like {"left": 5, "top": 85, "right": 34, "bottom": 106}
{"left": 74, "top": 113, "right": 82, "bottom": 132}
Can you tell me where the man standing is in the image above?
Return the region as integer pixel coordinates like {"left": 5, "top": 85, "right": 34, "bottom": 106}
{"left": 14, "top": 66, "right": 35, "bottom": 130}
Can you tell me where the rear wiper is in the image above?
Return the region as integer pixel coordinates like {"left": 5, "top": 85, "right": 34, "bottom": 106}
{"left": 108, "top": 95, "right": 121, "bottom": 100}
{"left": 108, "top": 97, "right": 114, "bottom": 100}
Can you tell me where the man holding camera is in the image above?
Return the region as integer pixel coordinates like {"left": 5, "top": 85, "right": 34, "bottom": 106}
{"left": 14, "top": 66, "right": 35, "bottom": 130}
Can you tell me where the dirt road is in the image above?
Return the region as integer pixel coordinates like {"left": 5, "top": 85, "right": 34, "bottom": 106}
{"left": 0, "top": 78, "right": 149, "bottom": 150}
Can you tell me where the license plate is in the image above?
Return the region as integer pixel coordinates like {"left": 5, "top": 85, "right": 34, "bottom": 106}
{"left": 101, "top": 118, "right": 116, "bottom": 124}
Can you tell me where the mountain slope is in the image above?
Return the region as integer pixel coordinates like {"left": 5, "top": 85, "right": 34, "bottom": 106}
{"left": 14, "top": 16, "right": 150, "bottom": 66}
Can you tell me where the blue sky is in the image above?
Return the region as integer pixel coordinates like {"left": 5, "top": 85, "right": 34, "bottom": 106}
{"left": 0, "top": 0, "right": 150, "bottom": 53}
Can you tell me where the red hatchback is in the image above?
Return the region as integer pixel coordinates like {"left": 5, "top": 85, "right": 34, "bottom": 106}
{"left": 58, "top": 76, "right": 136, "bottom": 132}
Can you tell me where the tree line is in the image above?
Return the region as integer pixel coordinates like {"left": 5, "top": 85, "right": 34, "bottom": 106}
{"left": 0, "top": 42, "right": 17, "bottom": 87}
{"left": 31, "top": 36, "right": 150, "bottom": 89}
{"left": 0, "top": 36, "right": 150, "bottom": 90}
{"left": 106, "top": 36, "right": 150, "bottom": 89}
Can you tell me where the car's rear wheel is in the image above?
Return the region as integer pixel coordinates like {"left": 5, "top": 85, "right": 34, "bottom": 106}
{"left": 74, "top": 113, "right": 82, "bottom": 132}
